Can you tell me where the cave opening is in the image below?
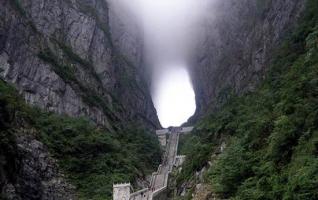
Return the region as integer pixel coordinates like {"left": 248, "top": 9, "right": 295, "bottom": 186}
{"left": 152, "top": 65, "right": 196, "bottom": 128}
{"left": 138, "top": 0, "right": 210, "bottom": 127}
{"left": 110, "top": 0, "right": 210, "bottom": 127}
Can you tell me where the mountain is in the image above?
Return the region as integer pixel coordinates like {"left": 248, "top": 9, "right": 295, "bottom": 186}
{"left": 1, "top": 0, "right": 317, "bottom": 199}
{"left": 0, "top": 0, "right": 160, "bottom": 129}
{"left": 0, "top": 0, "right": 161, "bottom": 199}
{"left": 174, "top": 0, "right": 318, "bottom": 199}
{"left": 190, "top": 0, "right": 306, "bottom": 120}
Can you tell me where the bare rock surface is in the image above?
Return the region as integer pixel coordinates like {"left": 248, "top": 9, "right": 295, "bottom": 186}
{"left": 0, "top": 0, "right": 160, "bottom": 129}
{"left": 190, "top": 0, "right": 306, "bottom": 119}
{"left": 0, "top": 0, "right": 160, "bottom": 199}
{"left": 1, "top": 132, "right": 75, "bottom": 200}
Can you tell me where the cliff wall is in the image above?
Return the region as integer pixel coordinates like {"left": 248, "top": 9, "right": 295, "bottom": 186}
{"left": 0, "top": 0, "right": 160, "bottom": 129}
{"left": 191, "top": 0, "right": 306, "bottom": 119}
{"left": 0, "top": 1, "right": 161, "bottom": 199}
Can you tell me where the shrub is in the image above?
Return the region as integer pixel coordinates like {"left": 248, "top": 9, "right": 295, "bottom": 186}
{"left": 176, "top": 0, "right": 318, "bottom": 198}
{"left": 0, "top": 80, "right": 161, "bottom": 200}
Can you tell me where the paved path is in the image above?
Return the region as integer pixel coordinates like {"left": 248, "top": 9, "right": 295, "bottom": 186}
{"left": 150, "top": 132, "right": 179, "bottom": 193}
{"left": 115, "top": 128, "right": 194, "bottom": 200}
{"left": 129, "top": 132, "right": 180, "bottom": 200}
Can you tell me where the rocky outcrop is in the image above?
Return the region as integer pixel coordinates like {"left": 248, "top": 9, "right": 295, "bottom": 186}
{"left": 0, "top": 0, "right": 160, "bottom": 198}
{"left": 190, "top": 0, "right": 306, "bottom": 119}
{"left": 1, "top": 0, "right": 309, "bottom": 199}
{"left": 0, "top": 0, "right": 160, "bottom": 129}
{"left": 1, "top": 133, "right": 75, "bottom": 200}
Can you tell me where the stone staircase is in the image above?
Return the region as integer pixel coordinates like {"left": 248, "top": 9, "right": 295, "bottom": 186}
{"left": 113, "top": 127, "right": 193, "bottom": 200}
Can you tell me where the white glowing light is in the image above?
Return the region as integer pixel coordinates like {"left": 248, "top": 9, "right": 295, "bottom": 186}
{"left": 135, "top": 0, "right": 200, "bottom": 127}
{"left": 153, "top": 67, "right": 196, "bottom": 128}
{"left": 109, "top": 0, "right": 206, "bottom": 127}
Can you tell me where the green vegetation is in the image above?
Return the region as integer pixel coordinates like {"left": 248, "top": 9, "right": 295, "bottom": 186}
{"left": 0, "top": 79, "right": 161, "bottom": 200}
{"left": 177, "top": 0, "right": 318, "bottom": 199}
{"left": 35, "top": 115, "right": 161, "bottom": 199}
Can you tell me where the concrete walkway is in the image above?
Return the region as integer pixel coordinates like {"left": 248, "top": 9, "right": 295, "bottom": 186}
{"left": 114, "top": 127, "right": 193, "bottom": 200}
{"left": 149, "top": 131, "right": 179, "bottom": 199}
{"left": 151, "top": 131, "right": 179, "bottom": 191}
{"left": 129, "top": 132, "right": 179, "bottom": 200}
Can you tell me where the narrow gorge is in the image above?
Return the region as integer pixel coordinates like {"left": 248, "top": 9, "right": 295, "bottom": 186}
{"left": 1, "top": 0, "right": 317, "bottom": 200}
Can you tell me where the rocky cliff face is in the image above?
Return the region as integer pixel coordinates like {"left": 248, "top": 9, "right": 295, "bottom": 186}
{"left": 190, "top": 0, "right": 306, "bottom": 119}
{"left": 1, "top": 133, "right": 75, "bottom": 200}
{"left": 1, "top": 0, "right": 160, "bottom": 199}
{"left": 1, "top": 0, "right": 311, "bottom": 199}
{"left": 0, "top": 0, "right": 160, "bottom": 130}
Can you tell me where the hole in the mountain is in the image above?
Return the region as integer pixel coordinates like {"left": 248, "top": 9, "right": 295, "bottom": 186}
{"left": 110, "top": 0, "right": 210, "bottom": 127}
{"left": 152, "top": 66, "right": 196, "bottom": 128}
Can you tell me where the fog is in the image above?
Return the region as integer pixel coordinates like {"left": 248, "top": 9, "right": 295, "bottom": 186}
{"left": 153, "top": 66, "right": 195, "bottom": 127}
{"left": 109, "top": 0, "right": 213, "bottom": 127}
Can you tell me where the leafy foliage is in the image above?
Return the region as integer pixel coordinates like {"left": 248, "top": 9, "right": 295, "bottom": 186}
{"left": 0, "top": 80, "right": 161, "bottom": 200}
{"left": 177, "top": 0, "right": 318, "bottom": 199}
{"left": 34, "top": 114, "right": 161, "bottom": 199}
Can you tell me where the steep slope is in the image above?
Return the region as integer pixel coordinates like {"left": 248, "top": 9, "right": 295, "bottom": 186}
{"left": 0, "top": 0, "right": 160, "bottom": 129}
{"left": 0, "top": 79, "right": 162, "bottom": 199}
{"left": 0, "top": 0, "right": 162, "bottom": 199}
{"left": 190, "top": 0, "right": 306, "bottom": 120}
{"left": 2, "top": 0, "right": 317, "bottom": 199}
{"left": 173, "top": 0, "right": 318, "bottom": 199}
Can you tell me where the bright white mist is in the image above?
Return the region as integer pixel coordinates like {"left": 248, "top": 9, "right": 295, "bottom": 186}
{"left": 108, "top": 0, "right": 210, "bottom": 127}
{"left": 137, "top": 0, "right": 204, "bottom": 127}
{"left": 153, "top": 67, "right": 196, "bottom": 127}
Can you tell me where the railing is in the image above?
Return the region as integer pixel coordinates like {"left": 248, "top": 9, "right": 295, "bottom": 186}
{"left": 151, "top": 133, "right": 180, "bottom": 199}
{"left": 152, "top": 172, "right": 169, "bottom": 199}
{"left": 150, "top": 164, "right": 162, "bottom": 189}
{"left": 114, "top": 130, "right": 188, "bottom": 200}
{"left": 129, "top": 188, "right": 149, "bottom": 200}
